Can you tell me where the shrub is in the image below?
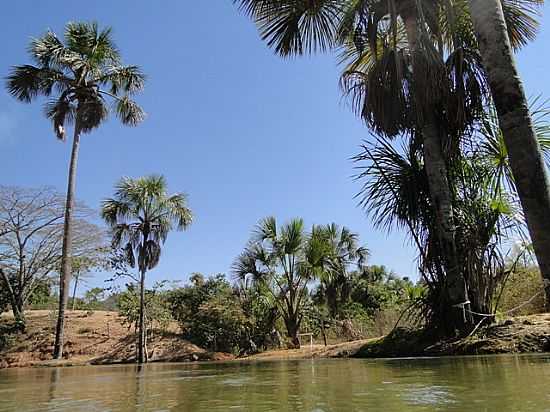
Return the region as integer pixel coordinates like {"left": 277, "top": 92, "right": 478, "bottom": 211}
{"left": 497, "top": 266, "right": 546, "bottom": 315}
{"left": 117, "top": 283, "right": 173, "bottom": 333}
{"left": 169, "top": 274, "right": 251, "bottom": 353}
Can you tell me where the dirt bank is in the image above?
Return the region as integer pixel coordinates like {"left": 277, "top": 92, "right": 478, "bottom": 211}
{"left": 0, "top": 310, "right": 233, "bottom": 368}
{"left": 245, "top": 314, "right": 550, "bottom": 361}
{"left": 354, "top": 313, "right": 550, "bottom": 358}
{"left": 243, "top": 339, "right": 377, "bottom": 361}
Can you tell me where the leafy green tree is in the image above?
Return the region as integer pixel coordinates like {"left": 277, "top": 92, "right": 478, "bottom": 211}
{"left": 83, "top": 287, "right": 105, "bottom": 310}
{"left": 6, "top": 22, "right": 145, "bottom": 359}
{"left": 102, "top": 175, "right": 192, "bottom": 363}
{"left": 236, "top": 280, "right": 280, "bottom": 349}
{"left": 169, "top": 274, "right": 228, "bottom": 331}
{"left": 169, "top": 274, "right": 250, "bottom": 353}
{"left": 117, "top": 282, "right": 173, "bottom": 334}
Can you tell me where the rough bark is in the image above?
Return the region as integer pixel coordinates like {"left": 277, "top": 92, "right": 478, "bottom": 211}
{"left": 422, "top": 119, "right": 469, "bottom": 330}
{"left": 71, "top": 274, "right": 79, "bottom": 311}
{"left": 53, "top": 123, "right": 81, "bottom": 359}
{"left": 469, "top": 0, "right": 550, "bottom": 307}
{"left": 402, "top": 12, "right": 470, "bottom": 331}
{"left": 284, "top": 315, "right": 301, "bottom": 349}
{"left": 1, "top": 269, "right": 25, "bottom": 327}
{"left": 138, "top": 267, "right": 147, "bottom": 363}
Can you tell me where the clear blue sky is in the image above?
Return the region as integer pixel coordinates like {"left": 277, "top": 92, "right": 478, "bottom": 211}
{"left": 2, "top": 2, "right": 549, "bottom": 290}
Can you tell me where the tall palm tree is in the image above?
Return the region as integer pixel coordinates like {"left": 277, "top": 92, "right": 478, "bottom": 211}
{"left": 101, "top": 175, "right": 192, "bottom": 363}
{"left": 467, "top": 0, "right": 550, "bottom": 306}
{"left": 6, "top": 21, "right": 145, "bottom": 358}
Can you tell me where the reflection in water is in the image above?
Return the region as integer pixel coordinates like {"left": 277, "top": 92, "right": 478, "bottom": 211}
{"left": 47, "top": 367, "right": 60, "bottom": 406}
{"left": 0, "top": 355, "right": 549, "bottom": 411}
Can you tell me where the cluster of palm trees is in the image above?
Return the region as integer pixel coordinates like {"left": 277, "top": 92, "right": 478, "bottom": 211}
{"left": 233, "top": 218, "right": 368, "bottom": 347}
{"left": 234, "top": 0, "right": 550, "bottom": 333}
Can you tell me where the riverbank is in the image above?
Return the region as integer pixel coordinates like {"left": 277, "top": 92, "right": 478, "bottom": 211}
{"left": 0, "top": 310, "right": 233, "bottom": 368}
{"left": 2, "top": 311, "right": 550, "bottom": 368}
{"left": 354, "top": 313, "right": 550, "bottom": 358}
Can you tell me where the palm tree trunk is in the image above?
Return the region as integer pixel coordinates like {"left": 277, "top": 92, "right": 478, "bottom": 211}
{"left": 469, "top": 0, "right": 550, "bottom": 307}
{"left": 71, "top": 275, "right": 79, "bottom": 311}
{"left": 138, "top": 267, "right": 147, "bottom": 364}
{"left": 422, "top": 120, "right": 469, "bottom": 330}
{"left": 402, "top": 13, "right": 470, "bottom": 331}
{"left": 53, "top": 123, "right": 81, "bottom": 359}
{"left": 284, "top": 313, "right": 300, "bottom": 349}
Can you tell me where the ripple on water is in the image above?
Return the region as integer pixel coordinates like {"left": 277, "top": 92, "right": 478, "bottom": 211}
{"left": 400, "top": 384, "right": 456, "bottom": 406}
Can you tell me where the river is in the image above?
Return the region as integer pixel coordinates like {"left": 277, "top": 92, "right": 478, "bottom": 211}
{"left": 1, "top": 355, "right": 549, "bottom": 411}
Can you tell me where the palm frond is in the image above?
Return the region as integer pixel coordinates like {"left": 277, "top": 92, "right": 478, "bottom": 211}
{"left": 43, "top": 91, "right": 76, "bottom": 140}
{"left": 281, "top": 218, "right": 305, "bottom": 254}
{"left": 353, "top": 137, "right": 431, "bottom": 235}
{"left": 236, "top": 0, "right": 342, "bottom": 56}
{"left": 101, "top": 65, "right": 146, "bottom": 95}
{"left": 102, "top": 175, "right": 192, "bottom": 272}
{"left": 254, "top": 216, "right": 278, "bottom": 242}
{"left": 115, "top": 96, "right": 146, "bottom": 126}
{"left": 500, "top": 0, "right": 543, "bottom": 50}
{"left": 5, "top": 65, "right": 63, "bottom": 102}
{"left": 341, "top": 48, "right": 413, "bottom": 138}
{"left": 29, "top": 31, "right": 78, "bottom": 69}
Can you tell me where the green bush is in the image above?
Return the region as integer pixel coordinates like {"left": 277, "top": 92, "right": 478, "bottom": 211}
{"left": 169, "top": 274, "right": 251, "bottom": 353}
{"left": 117, "top": 283, "right": 173, "bottom": 332}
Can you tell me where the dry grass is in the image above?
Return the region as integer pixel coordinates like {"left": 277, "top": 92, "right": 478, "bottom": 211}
{"left": 0, "top": 310, "right": 230, "bottom": 368}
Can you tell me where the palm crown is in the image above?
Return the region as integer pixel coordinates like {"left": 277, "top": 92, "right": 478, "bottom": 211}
{"left": 6, "top": 21, "right": 145, "bottom": 140}
{"left": 101, "top": 175, "right": 193, "bottom": 273}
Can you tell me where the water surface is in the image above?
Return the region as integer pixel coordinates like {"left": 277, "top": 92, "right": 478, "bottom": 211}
{"left": 1, "top": 355, "right": 549, "bottom": 411}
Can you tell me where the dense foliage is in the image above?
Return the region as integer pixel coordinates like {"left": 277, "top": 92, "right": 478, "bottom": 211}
{"left": 117, "top": 283, "right": 173, "bottom": 333}
{"left": 168, "top": 274, "right": 251, "bottom": 353}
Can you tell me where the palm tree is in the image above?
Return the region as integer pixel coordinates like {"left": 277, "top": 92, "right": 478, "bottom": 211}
{"left": 313, "top": 224, "right": 369, "bottom": 318}
{"left": 233, "top": 217, "right": 331, "bottom": 348}
{"left": 101, "top": 175, "right": 192, "bottom": 363}
{"left": 468, "top": 0, "right": 550, "bottom": 306}
{"left": 6, "top": 21, "right": 146, "bottom": 358}
{"left": 354, "top": 126, "right": 527, "bottom": 329}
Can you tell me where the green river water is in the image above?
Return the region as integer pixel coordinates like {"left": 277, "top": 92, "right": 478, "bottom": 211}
{"left": 0, "top": 355, "right": 549, "bottom": 411}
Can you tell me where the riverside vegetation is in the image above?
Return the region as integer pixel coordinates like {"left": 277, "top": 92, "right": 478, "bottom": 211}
{"left": 2, "top": 0, "right": 550, "bottom": 367}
